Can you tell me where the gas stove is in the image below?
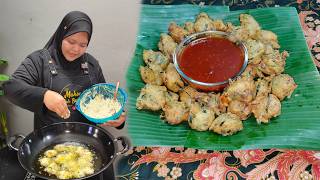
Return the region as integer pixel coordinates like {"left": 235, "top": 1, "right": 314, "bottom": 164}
{"left": 0, "top": 147, "right": 115, "bottom": 180}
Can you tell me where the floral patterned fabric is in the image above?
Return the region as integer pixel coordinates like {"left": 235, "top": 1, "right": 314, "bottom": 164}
{"left": 116, "top": 147, "right": 320, "bottom": 180}
{"left": 116, "top": 1, "right": 320, "bottom": 179}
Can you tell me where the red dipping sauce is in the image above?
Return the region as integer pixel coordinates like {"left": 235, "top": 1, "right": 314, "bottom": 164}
{"left": 178, "top": 37, "right": 244, "bottom": 83}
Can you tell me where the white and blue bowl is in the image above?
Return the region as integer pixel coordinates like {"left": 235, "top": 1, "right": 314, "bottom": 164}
{"left": 76, "top": 83, "right": 127, "bottom": 124}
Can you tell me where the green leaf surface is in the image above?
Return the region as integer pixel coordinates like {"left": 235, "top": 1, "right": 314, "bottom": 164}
{"left": 0, "top": 75, "right": 9, "bottom": 82}
{"left": 126, "top": 5, "right": 320, "bottom": 150}
{"left": 0, "top": 59, "right": 7, "bottom": 65}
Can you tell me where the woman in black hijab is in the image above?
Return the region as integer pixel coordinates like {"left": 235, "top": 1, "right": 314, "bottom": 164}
{"left": 4, "top": 11, "right": 126, "bottom": 129}
{"left": 4, "top": 11, "right": 124, "bottom": 179}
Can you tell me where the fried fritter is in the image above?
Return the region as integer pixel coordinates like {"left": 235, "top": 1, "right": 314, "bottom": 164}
{"left": 143, "top": 49, "right": 169, "bottom": 70}
{"left": 183, "top": 21, "right": 195, "bottom": 34}
{"left": 179, "top": 86, "right": 199, "bottom": 107}
{"left": 255, "top": 78, "right": 271, "bottom": 98}
{"left": 139, "top": 66, "right": 163, "bottom": 85}
{"left": 239, "top": 14, "right": 261, "bottom": 37}
{"left": 189, "top": 108, "right": 215, "bottom": 131}
{"left": 251, "top": 94, "right": 281, "bottom": 124}
{"left": 255, "top": 30, "right": 280, "bottom": 49}
{"left": 194, "top": 12, "right": 214, "bottom": 32}
{"left": 258, "top": 50, "right": 288, "bottom": 75}
{"left": 271, "top": 74, "right": 297, "bottom": 100}
{"left": 228, "top": 100, "right": 251, "bottom": 120}
{"left": 162, "top": 91, "right": 190, "bottom": 125}
{"left": 228, "top": 26, "right": 250, "bottom": 42}
{"left": 136, "top": 84, "right": 167, "bottom": 111}
{"left": 244, "top": 39, "right": 265, "bottom": 64}
{"left": 224, "top": 77, "right": 256, "bottom": 103}
{"left": 187, "top": 92, "right": 227, "bottom": 131}
{"left": 140, "top": 50, "right": 169, "bottom": 85}
{"left": 189, "top": 101, "right": 202, "bottom": 116}
{"left": 162, "top": 63, "right": 184, "bottom": 92}
{"left": 264, "top": 44, "right": 276, "bottom": 55}
{"left": 209, "top": 113, "right": 243, "bottom": 136}
{"left": 241, "top": 64, "right": 264, "bottom": 79}
{"left": 158, "top": 33, "right": 177, "bottom": 59}
{"left": 168, "top": 22, "right": 189, "bottom": 43}
{"left": 212, "top": 19, "right": 228, "bottom": 31}
{"left": 196, "top": 92, "right": 226, "bottom": 115}
{"left": 165, "top": 91, "right": 179, "bottom": 102}
{"left": 225, "top": 22, "right": 236, "bottom": 33}
{"left": 228, "top": 14, "right": 260, "bottom": 42}
{"left": 162, "top": 99, "right": 189, "bottom": 125}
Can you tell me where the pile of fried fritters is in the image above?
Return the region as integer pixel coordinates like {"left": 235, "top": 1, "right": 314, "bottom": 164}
{"left": 136, "top": 13, "right": 297, "bottom": 136}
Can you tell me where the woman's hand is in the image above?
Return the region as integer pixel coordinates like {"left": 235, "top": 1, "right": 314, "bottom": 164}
{"left": 100, "top": 111, "right": 127, "bottom": 128}
{"left": 43, "top": 90, "right": 70, "bottom": 119}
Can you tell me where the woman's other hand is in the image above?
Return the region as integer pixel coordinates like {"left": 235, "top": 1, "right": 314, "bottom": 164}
{"left": 100, "top": 111, "right": 127, "bottom": 128}
{"left": 43, "top": 90, "right": 70, "bottom": 119}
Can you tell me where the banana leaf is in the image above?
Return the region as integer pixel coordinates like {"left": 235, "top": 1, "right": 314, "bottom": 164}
{"left": 0, "top": 58, "right": 9, "bottom": 96}
{"left": 0, "top": 112, "right": 8, "bottom": 149}
{"left": 0, "top": 58, "right": 8, "bottom": 65}
{"left": 0, "top": 75, "right": 9, "bottom": 82}
{"left": 0, "top": 58, "right": 8, "bottom": 82}
{"left": 126, "top": 5, "right": 320, "bottom": 150}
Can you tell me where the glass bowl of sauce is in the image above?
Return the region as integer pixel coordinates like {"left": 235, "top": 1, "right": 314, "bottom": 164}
{"left": 173, "top": 30, "right": 248, "bottom": 92}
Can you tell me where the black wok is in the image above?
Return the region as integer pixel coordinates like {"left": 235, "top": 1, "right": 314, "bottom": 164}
{"left": 7, "top": 122, "right": 130, "bottom": 180}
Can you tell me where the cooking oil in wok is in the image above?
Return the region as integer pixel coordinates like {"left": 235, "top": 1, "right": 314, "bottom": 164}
{"left": 34, "top": 142, "right": 101, "bottom": 179}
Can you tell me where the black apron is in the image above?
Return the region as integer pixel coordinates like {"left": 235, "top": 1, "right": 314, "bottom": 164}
{"left": 34, "top": 49, "right": 97, "bottom": 129}
{"left": 33, "top": 50, "right": 116, "bottom": 180}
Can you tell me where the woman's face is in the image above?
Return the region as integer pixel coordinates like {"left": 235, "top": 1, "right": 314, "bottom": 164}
{"left": 61, "top": 32, "right": 89, "bottom": 61}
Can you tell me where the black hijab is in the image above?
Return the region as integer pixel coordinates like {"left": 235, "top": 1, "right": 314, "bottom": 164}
{"left": 44, "top": 11, "right": 93, "bottom": 69}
